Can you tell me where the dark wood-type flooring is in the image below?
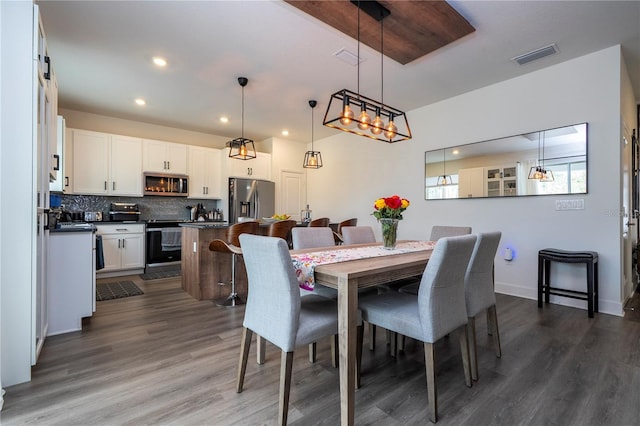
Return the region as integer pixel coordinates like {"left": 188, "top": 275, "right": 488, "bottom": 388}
{"left": 3, "top": 275, "right": 640, "bottom": 425}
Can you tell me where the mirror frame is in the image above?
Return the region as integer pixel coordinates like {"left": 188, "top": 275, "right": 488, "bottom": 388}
{"left": 425, "top": 122, "right": 588, "bottom": 200}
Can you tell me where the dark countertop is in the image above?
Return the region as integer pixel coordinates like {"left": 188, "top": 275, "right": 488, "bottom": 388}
{"left": 51, "top": 223, "right": 96, "bottom": 233}
{"left": 180, "top": 222, "right": 230, "bottom": 229}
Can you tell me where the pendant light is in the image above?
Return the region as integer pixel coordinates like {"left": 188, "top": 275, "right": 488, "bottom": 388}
{"left": 303, "top": 100, "right": 323, "bottom": 169}
{"left": 437, "top": 150, "right": 452, "bottom": 185}
{"left": 323, "top": 0, "right": 411, "bottom": 143}
{"left": 528, "top": 130, "right": 554, "bottom": 181}
{"left": 228, "top": 77, "right": 256, "bottom": 160}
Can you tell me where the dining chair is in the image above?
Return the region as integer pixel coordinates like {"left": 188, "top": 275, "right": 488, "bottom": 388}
{"left": 208, "top": 220, "right": 260, "bottom": 307}
{"left": 334, "top": 218, "right": 358, "bottom": 244}
{"left": 267, "top": 219, "right": 297, "bottom": 248}
{"left": 236, "top": 234, "right": 341, "bottom": 425}
{"left": 340, "top": 226, "right": 375, "bottom": 245}
{"left": 464, "top": 231, "right": 502, "bottom": 381}
{"left": 358, "top": 234, "right": 477, "bottom": 423}
{"left": 308, "top": 217, "right": 330, "bottom": 227}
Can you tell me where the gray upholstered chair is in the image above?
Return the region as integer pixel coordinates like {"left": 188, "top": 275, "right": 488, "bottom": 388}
{"left": 358, "top": 234, "right": 477, "bottom": 423}
{"left": 430, "top": 225, "right": 473, "bottom": 241}
{"left": 236, "top": 234, "right": 341, "bottom": 425}
{"left": 464, "top": 231, "right": 502, "bottom": 381}
{"left": 341, "top": 226, "right": 375, "bottom": 245}
{"left": 291, "top": 227, "right": 335, "bottom": 250}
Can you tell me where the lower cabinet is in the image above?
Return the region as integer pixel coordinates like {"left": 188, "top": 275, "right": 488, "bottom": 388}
{"left": 96, "top": 224, "right": 145, "bottom": 276}
{"left": 47, "top": 230, "right": 95, "bottom": 335}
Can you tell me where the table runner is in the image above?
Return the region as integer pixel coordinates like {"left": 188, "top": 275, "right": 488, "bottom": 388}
{"left": 292, "top": 241, "right": 436, "bottom": 290}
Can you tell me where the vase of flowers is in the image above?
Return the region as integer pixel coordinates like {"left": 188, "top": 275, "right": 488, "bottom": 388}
{"left": 372, "top": 195, "right": 410, "bottom": 250}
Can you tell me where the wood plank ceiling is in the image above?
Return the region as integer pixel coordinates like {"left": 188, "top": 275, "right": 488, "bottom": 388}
{"left": 284, "top": 0, "right": 475, "bottom": 65}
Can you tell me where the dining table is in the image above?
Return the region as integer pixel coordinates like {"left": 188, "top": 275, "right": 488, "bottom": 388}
{"left": 290, "top": 240, "right": 435, "bottom": 425}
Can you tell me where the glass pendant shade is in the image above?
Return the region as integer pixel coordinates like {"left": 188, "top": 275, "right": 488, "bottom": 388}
{"left": 304, "top": 99, "right": 323, "bottom": 169}
{"left": 437, "top": 174, "right": 453, "bottom": 185}
{"left": 228, "top": 76, "right": 256, "bottom": 160}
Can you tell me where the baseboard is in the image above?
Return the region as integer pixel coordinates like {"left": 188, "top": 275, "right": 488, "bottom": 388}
{"left": 495, "top": 281, "right": 624, "bottom": 317}
{"left": 97, "top": 268, "right": 145, "bottom": 279}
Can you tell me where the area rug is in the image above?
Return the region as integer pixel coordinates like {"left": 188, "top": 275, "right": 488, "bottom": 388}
{"left": 139, "top": 268, "right": 181, "bottom": 281}
{"left": 96, "top": 281, "right": 144, "bottom": 301}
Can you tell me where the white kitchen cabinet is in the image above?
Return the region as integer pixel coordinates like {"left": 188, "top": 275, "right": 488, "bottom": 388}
{"left": 188, "top": 146, "right": 222, "bottom": 199}
{"left": 96, "top": 224, "right": 145, "bottom": 276}
{"left": 49, "top": 115, "right": 65, "bottom": 192}
{"left": 47, "top": 230, "right": 95, "bottom": 335}
{"left": 458, "top": 167, "right": 485, "bottom": 198}
{"left": 71, "top": 129, "right": 142, "bottom": 196}
{"left": 486, "top": 165, "right": 518, "bottom": 197}
{"left": 224, "top": 149, "right": 271, "bottom": 180}
{"left": 142, "top": 139, "right": 188, "bottom": 174}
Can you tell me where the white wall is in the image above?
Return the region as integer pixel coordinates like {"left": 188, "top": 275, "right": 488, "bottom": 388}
{"left": 1, "top": 1, "right": 37, "bottom": 386}
{"left": 309, "top": 46, "right": 628, "bottom": 316}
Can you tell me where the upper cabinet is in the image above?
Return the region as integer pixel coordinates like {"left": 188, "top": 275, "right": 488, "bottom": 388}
{"left": 49, "top": 115, "right": 64, "bottom": 192}
{"left": 142, "top": 139, "right": 188, "bottom": 174}
{"left": 71, "top": 129, "right": 142, "bottom": 196}
{"left": 188, "top": 146, "right": 222, "bottom": 199}
{"left": 223, "top": 149, "right": 271, "bottom": 180}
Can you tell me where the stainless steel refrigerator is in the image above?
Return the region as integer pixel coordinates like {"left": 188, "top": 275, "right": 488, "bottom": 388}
{"left": 228, "top": 178, "right": 275, "bottom": 223}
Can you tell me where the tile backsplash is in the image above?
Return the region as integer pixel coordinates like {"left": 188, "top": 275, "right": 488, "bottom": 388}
{"left": 59, "top": 194, "right": 221, "bottom": 221}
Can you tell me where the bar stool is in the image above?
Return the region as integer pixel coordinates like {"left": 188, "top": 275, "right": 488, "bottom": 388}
{"left": 267, "top": 219, "right": 297, "bottom": 248}
{"left": 209, "top": 221, "right": 260, "bottom": 307}
{"left": 334, "top": 218, "right": 358, "bottom": 244}
{"left": 537, "top": 248, "right": 599, "bottom": 318}
{"left": 308, "top": 217, "right": 330, "bottom": 227}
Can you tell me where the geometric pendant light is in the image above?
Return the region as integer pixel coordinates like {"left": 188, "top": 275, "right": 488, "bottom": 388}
{"left": 303, "top": 100, "right": 323, "bottom": 169}
{"left": 228, "top": 77, "right": 257, "bottom": 160}
{"left": 527, "top": 130, "right": 554, "bottom": 181}
{"left": 323, "top": 0, "right": 411, "bottom": 143}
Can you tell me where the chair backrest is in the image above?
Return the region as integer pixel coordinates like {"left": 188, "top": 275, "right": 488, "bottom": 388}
{"left": 465, "top": 232, "right": 501, "bottom": 317}
{"left": 227, "top": 221, "right": 260, "bottom": 246}
{"left": 268, "top": 219, "right": 297, "bottom": 240}
{"left": 418, "top": 234, "right": 477, "bottom": 342}
{"left": 308, "top": 217, "right": 330, "bottom": 227}
{"left": 239, "top": 234, "right": 301, "bottom": 352}
{"left": 291, "top": 227, "right": 335, "bottom": 249}
{"left": 429, "top": 225, "right": 472, "bottom": 241}
{"left": 341, "top": 226, "right": 375, "bottom": 245}
{"left": 337, "top": 218, "right": 358, "bottom": 233}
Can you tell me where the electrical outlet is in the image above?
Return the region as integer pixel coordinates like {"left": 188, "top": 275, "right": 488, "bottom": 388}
{"left": 555, "top": 199, "right": 584, "bottom": 210}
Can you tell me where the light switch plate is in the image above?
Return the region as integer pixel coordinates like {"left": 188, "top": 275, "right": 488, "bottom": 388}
{"left": 555, "top": 199, "right": 584, "bottom": 210}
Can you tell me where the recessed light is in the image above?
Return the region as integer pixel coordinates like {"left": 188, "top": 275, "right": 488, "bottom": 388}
{"left": 281, "top": 130, "right": 289, "bottom": 136}
{"left": 452, "top": 149, "right": 459, "bottom": 155}
{"left": 152, "top": 56, "right": 167, "bottom": 67}
{"left": 219, "top": 116, "right": 229, "bottom": 123}
{"left": 135, "top": 98, "right": 146, "bottom": 106}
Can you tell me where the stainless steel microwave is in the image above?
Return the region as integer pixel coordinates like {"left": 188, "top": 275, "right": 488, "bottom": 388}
{"left": 143, "top": 173, "right": 188, "bottom": 196}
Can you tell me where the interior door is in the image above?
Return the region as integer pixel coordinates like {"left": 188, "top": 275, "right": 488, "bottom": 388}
{"left": 281, "top": 170, "right": 305, "bottom": 222}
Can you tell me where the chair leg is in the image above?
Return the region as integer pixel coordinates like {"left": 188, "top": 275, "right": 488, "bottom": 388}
{"left": 278, "top": 351, "right": 294, "bottom": 426}
{"left": 390, "top": 332, "right": 397, "bottom": 357}
{"left": 487, "top": 305, "right": 502, "bottom": 358}
{"left": 308, "top": 343, "right": 316, "bottom": 363}
{"left": 257, "top": 335, "right": 266, "bottom": 365}
{"left": 369, "top": 323, "right": 376, "bottom": 351}
{"left": 467, "top": 317, "right": 478, "bottom": 381}
{"left": 424, "top": 342, "right": 437, "bottom": 423}
{"left": 486, "top": 309, "right": 492, "bottom": 336}
{"left": 331, "top": 335, "right": 339, "bottom": 368}
{"left": 216, "top": 253, "right": 244, "bottom": 307}
{"left": 237, "top": 327, "right": 253, "bottom": 393}
{"left": 459, "top": 325, "right": 472, "bottom": 388}
{"left": 398, "top": 334, "right": 405, "bottom": 352}
{"left": 356, "top": 325, "right": 363, "bottom": 389}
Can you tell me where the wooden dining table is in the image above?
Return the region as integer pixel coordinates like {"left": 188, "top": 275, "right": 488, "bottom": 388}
{"left": 291, "top": 241, "right": 434, "bottom": 425}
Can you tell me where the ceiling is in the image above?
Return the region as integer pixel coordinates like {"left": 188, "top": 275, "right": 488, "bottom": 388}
{"left": 37, "top": 1, "right": 640, "bottom": 148}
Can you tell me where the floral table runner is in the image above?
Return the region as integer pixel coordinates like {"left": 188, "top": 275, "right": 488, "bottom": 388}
{"left": 292, "top": 241, "right": 437, "bottom": 290}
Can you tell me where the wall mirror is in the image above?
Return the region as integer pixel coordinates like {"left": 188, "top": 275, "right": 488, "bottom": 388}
{"left": 425, "top": 123, "right": 588, "bottom": 200}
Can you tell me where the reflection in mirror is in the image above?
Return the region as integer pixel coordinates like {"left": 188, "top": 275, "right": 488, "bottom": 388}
{"left": 425, "top": 123, "right": 587, "bottom": 200}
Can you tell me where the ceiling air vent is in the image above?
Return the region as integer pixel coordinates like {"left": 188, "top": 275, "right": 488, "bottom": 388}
{"left": 512, "top": 44, "right": 558, "bottom": 65}
{"left": 334, "top": 48, "right": 362, "bottom": 66}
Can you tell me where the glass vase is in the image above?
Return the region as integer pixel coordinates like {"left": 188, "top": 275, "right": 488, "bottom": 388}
{"left": 380, "top": 218, "right": 399, "bottom": 250}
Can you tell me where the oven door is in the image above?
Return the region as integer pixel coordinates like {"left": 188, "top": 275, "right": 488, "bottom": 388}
{"left": 146, "top": 227, "right": 181, "bottom": 267}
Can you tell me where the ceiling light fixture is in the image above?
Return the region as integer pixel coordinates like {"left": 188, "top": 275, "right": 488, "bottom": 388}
{"left": 227, "top": 77, "right": 256, "bottom": 160}
{"left": 323, "top": 0, "right": 411, "bottom": 143}
{"left": 219, "top": 116, "right": 229, "bottom": 123}
{"left": 134, "top": 98, "right": 146, "bottom": 106}
{"left": 152, "top": 56, "right": 167, "bottom": 67}
{"left": 528, "top": 130, "right": 554, "bottom": 181}
{"left": 303, "top": 100, "right": 323, "bottom": 169}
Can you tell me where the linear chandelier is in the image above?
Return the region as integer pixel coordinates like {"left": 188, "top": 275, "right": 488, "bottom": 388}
{"left": 303, "top": 100, "right": 323, "bottom": 169}
{"left": 228, "top": 77, "right": 256, "bottom": 160}
{"left": 323, "top": 0, "right": 411, "bottom": 144}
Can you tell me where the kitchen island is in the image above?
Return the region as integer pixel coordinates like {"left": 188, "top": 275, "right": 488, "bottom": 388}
{"left": 180, "top": 222, "right": 271, "bottom": 301}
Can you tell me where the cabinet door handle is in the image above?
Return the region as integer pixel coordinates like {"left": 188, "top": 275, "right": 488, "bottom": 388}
{"left": 122, "top": 238, "right": 125, "bottom": 248}
{"left": 104, "top": 181, "right": 107, "bottom": 190}
{"left": 112, "top": 182, "right": 116, "bottom": 191}
{"left": 44, "top": 56, "right": 51, "bottom": 80}
{"left": 64, "top": 176, "right": 69, "bottom": 187}
{"left": 118, "top": 239, "right": 121, "bottom": 248}
{"left": 52, "top": 154, "right": 60, "bottom": 171}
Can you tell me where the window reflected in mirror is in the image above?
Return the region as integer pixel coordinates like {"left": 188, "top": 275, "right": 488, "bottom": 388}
{"left": 425, "top": 123, "right": 588, "bottom": 200}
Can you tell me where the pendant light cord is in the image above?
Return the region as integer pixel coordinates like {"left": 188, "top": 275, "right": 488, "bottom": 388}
{"left": 241, "top": 85, "right": 245, "bottom": 139}
{"left": 380, "top": 17, "right": 384, "bottom": 105}
{"left": 311, "top": 104, "right": 315, "bottom": 150}
{"left": 357, "top": 1, "right": 360, "bottom": 96}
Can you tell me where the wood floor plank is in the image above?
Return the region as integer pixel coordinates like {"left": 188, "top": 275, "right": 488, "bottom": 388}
{"left": 3, "top": 275, "right": 640, "bottom": 425}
